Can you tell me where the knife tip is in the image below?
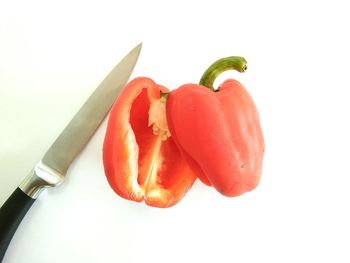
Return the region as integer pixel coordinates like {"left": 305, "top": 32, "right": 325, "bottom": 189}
{"left": 136, "top": 42, "right": 143, "bottom": 50}
{"left": 130, "top": 42, "right": 142, "bottom": 57}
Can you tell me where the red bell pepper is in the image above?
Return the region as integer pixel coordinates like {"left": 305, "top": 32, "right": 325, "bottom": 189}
{"left": 103, "top": 56, "right": 264, "bottom": 207}
{"left": 166, "top": 57, "right": 265, "bottom": 197}
{"left": 103, "top": 77, "right": 196, "bottom": 208}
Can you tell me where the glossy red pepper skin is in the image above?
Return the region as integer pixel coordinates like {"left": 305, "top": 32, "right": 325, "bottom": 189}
{"left": 103, "top": 77, "right": 196, "bottom": 208}
{"left": 166, "top": 79, "right": 264, "bottom": 197}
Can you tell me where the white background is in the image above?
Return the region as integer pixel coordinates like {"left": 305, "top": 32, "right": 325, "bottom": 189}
{"left": 1, "top": 0, "right": 350, "bottom": 262}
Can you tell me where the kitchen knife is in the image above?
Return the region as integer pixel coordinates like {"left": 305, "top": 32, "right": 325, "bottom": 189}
{"left": 0, "top": 43, "right": 142, "bottom": 262}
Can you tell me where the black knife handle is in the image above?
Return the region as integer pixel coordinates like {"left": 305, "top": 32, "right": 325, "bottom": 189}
{"left": 0, "top": 188, "right": 35, "bottom": 262}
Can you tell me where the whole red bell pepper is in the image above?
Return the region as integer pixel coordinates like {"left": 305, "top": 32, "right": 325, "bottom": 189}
{"left": 103, "top": 77, "right": 196, "bottom": 208}
{"left": 166, "top": 57, "right": 265, "bottom": 197}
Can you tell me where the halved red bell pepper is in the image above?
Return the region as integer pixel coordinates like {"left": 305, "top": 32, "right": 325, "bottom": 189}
{"left": 103, "top": 77, "right": 196, "bottom": 208}
{"left": 166, "top": 57, "right": 265, "bottom": 197}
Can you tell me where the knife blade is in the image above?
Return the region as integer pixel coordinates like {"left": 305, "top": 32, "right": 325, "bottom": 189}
{"left": 0, "top": 43, "right": 142, "bottom": 262}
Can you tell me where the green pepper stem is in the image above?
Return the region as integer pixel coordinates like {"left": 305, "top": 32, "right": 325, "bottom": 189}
{"left": 199, "top": 56, "right": 247, "bottom": 91}
{"left": 160, "top": 91, "right": 169, "bottom": 99}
